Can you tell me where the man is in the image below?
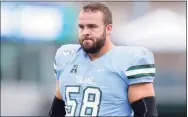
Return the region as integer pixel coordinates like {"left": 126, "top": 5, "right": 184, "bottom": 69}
{"left": 49, "top": 2, "right": 158, "bottom": 117}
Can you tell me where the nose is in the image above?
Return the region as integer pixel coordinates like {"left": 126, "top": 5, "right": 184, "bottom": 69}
{"left": 82, "top": 28, "right": 90, "bottom": 36}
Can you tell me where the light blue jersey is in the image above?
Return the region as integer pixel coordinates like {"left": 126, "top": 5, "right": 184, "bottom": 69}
{"left": 54, "top": 44, "right": 155, "bottom": 116}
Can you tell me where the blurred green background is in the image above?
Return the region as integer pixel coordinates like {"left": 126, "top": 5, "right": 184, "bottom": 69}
{"left": 1, "top": 1, "right": 186, "bottom": 116}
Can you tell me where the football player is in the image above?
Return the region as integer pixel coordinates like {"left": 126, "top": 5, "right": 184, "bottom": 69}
{"left": 49, "top": 2, "right": 158, "bottom": 117}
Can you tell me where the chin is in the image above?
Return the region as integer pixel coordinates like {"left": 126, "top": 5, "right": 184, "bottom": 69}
{"left": 82, "top": 44, "right": 94, "bottom": 50}
{"left": 83, "top": 48, "right": 99, "bottom": 54}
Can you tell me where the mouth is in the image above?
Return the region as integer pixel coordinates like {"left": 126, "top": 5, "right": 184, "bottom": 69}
{"left": 83, "top": 39, "right": 93, "bottom": 43}
{"left": 83, "top": 38, "right": 93, "bottom": 42}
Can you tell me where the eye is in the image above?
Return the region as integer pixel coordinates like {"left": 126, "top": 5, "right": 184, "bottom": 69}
{"left": 88, "top": 24, "right": 97, "bottom": 29}
{"left": 78, "top": 24, "right": 84, "bottom": 29}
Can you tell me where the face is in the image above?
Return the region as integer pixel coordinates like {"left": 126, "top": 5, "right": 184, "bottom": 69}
{"left": 78, "top": 10, "right": 108, "bottom": 54}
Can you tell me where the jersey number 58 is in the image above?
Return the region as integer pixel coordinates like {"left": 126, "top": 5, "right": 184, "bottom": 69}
{"left": 65, "top": 85, "right": 102, "bottom": 116}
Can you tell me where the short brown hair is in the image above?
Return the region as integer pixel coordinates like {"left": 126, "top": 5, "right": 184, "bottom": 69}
{"left": 82, "top": 2, "right": 112, "bottom": 26}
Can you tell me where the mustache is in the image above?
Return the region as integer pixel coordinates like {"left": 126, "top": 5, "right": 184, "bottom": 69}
{"left": 82, "top": 36, "right": 93, "bottom": 41}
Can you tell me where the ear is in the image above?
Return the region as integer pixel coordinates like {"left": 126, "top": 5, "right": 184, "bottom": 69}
{"left": 106, "top": 24, "right": 112, "bottom": 36}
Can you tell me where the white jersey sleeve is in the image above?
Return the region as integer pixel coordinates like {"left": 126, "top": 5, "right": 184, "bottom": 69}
{"left": 125, "top": 48, "right": 156, "bottom": 85}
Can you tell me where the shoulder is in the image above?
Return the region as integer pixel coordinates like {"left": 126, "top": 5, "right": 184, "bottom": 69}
{"left": 110, "top": 46, "right": 154, "bottom": 71}
{"left": 55, "top": 44, "right": 81, "bottom": 63}
{"left": 114, "top": 45, "right": 153, "bottom": 61}
{"left": 116, "top": 45, "right": 152, "bottom": 56}
{"left": 56, "top": 44, "right": 81, "bottom": 56}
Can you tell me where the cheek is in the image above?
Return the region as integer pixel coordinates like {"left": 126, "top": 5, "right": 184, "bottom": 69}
{"left": 96, "top": 31, "right": 104, "bottom": 37}
{"left": 78, "top": 31, "right": 82, "bottom": 37}
{"left": 78, "top": 29, "right": 83, "bottom": 35}
{"left": 93, "top": 30, "right": 102, "bottom": 36}
{"left": 78, "top": 33, "right": 83, "bottom": 39}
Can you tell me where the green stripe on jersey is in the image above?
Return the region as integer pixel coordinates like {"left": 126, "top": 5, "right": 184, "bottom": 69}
{"left": 126, "top": 68, "right": 155, "bottom": 77}
{"left": 127, "top": 64, "right": 155, "bottom": 71}
{"left": 127, "top": 73, "right": 155, "bottom": 79}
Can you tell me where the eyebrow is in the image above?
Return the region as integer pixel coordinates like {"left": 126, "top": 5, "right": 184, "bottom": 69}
{"left": 87, "top": 24, "right": 97, "bottom": 27}
{"left": 78, "top": 24, "right": 97, "bottom": 27}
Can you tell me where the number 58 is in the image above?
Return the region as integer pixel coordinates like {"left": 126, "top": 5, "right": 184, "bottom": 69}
{"left": 65, "top": 86, "right": 102, "bottom": 116}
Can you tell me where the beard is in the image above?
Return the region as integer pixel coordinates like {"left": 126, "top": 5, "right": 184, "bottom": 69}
{"left": 79, "top": 31, "right": 106, "bottom": 54}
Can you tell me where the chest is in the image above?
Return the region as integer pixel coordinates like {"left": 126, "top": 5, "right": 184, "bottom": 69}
{"left": 58, "top": 60, "right": 128, "bottom": 101}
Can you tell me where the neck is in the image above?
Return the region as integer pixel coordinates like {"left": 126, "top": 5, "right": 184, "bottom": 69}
{"left": 88, "top": 37, "right": 115, "bottom": 61}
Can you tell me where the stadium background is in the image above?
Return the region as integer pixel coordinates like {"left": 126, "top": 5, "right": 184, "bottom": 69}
{"left": 1, "top": 1, "right": 186, "bottom": 116}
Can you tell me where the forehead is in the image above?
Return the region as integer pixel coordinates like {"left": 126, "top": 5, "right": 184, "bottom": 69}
{"left": 78, "top": 10, "right": 104, "bottom": 25}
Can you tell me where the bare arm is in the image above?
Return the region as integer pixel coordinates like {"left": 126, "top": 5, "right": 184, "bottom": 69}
{"left": 49, "top": 80, "right": 66, "bottom": 117}
{"left": 55, "top": 80, "right": 62, "bottom": 100}
{"left": 128, "top": 82, "right": 155, "bottom": 103}
{"left": 128, "top": 83, "right": 158, "bottom": 117}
